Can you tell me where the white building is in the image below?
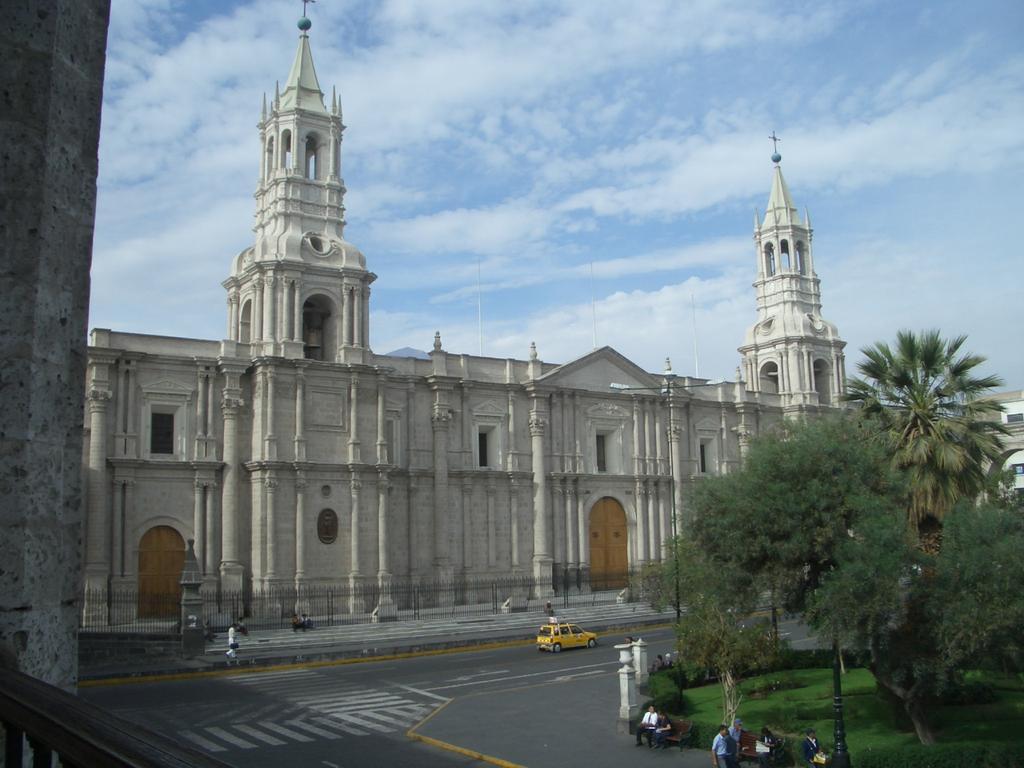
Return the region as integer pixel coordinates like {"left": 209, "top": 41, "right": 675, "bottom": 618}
{"left": 81, "top": 19, "right": 845, "bottom": 615}
{"left": 988, "top": 391, "right": 1024, "bottom": 500}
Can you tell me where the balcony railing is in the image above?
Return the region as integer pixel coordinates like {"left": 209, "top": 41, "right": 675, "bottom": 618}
{"left": 0, "top": 665, "right": 234, "bottom": 767}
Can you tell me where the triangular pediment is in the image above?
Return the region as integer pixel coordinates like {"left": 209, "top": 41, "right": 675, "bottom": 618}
{"left": 536, "top": 346, "right": 660, "bottom": 393}
{"left": 140, "top": 378, "right": 193, "bottom": 396}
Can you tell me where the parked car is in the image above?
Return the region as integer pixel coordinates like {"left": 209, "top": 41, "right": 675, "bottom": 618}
{"left": 536, "top": 622, "right": 598, "bottom": 652}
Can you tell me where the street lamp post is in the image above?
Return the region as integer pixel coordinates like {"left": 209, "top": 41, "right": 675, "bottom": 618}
{"left": 831, "top": 639, "right": 851, "bottom": 768}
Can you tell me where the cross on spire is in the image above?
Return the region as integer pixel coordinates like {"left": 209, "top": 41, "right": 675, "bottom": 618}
{"left": 302, "top": 0, "right": 316, "bottom": 16}
{"left": 768, "top": 131, "right": 781, "bottom": 154}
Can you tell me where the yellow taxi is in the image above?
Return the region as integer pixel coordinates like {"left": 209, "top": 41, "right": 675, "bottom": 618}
{"left": 536, "top": 622, "right": 598, "bottom": 652}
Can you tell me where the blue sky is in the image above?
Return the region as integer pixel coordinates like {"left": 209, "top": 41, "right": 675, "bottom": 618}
{"left": 91, "top": 0, "right": 1023, "bottom": 386}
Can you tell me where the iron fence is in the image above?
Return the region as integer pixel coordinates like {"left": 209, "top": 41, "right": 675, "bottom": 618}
{"left": 80, "top": 569, "right": 644, "bottom": 634}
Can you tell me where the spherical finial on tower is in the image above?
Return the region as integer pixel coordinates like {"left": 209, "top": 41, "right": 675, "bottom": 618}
{"left": 298, "top": 16, "right": 312, "bottom": 31}
{"left": 771, "top": 152, "right": 782, "bottom": 164}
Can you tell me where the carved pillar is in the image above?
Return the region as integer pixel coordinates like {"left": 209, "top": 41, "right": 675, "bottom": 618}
{"left": 631, "top": 397, "right": 642, "bottom": 475}
{"left": 566, "top": 481, "right": 578, "bottom": 571}
{"left": 377, "top": 471, "right": 390, "bottom": 576}
{"left": 486, "top": 481, "right": 497, "bottom": 568}
{"left": 462, "top": 480, "right": 473, "bottom": 573}
{"left": 348, "top": 374, "right": 361, "bottom": 463}
{"left": 644, "top": 400, "right": 655, "bottom": 474}
{"left": 509, "top": 477, "right": 520, "bottom": 572}
{"left": 294, "top": 473, "right": 307, "bottom": 585}
{"left": 292, "top": 280, "right": 302, "bottom": 343}
{"left": 84, "top": 389, "right": 111, "bottom": 599}
{"left": 219, "top": 389, "right": 244, "bottom": 590}
{"left": 634, "top": 481, "right": 647, "bottom": 564}
{"left": 552, "top": 484, "right": 565, "bottom": 574}
{"left": 228, "top": 290, "right": 239, "bottom": 341}
{"left": 294, "top": 363, "right": 307, "bottom": 461}
{"left": 265, "top": 476, "right": 279, "bottom": 582}
{"left": 204, "top": 481, "right": 218, "bottom": 579}
{"left": 506, "top": 389, "right": 517, "bottom": 471}
{"left": 353, "top": 285, "right": 364, "bottom": 348}
{"left": 264, "top": 367, "right": 277, "bottom": 460}
{"left": 376, "top": 378, "right": 387, "bottom": 464}
{"left": 253, "top": 277, "right": 264, "bottom": 342}
{"left": 431, "top": 402, "right": 452, "bottom": 575}
{"left": 264, "top": 274, "right": 277, "bottom": 344}
{"left": 658, "top": 480, "right": 670, "bottom": 558}
{"left": 341, "top": 285, "right": 353, "bottom": 346}
{"left": 192, "top": 478, "right": 206, "bottom": 572}
{"left": 529, "top": 410, "right": 552, "bottom": 592}
{"left": 576, "top": 488, "right": 588, "bottom": 584}
{"left": 646, "top": 480, "right": 659, "bottom": 561}
{"left": 349, "top": 472, "right": 364, "bottom": 612}
{"left": 111, "top": 479, "right": 125, "bottom": 579}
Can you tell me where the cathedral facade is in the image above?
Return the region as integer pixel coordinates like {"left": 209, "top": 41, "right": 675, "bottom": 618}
{"left": 81, "top": 21, "right": 845, "bottom": 613}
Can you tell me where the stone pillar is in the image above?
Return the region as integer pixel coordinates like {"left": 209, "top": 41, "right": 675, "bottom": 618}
{"left": 111, "top": 479, "right": 125, "bottom": 579}
{"left": 634, "top": 481, "right": 647, "bottom": 565}
{"left": 294, "top": 473, "right": 307, "bottom": 586}
{"left": 577, "top": 490, "right": 589, "bottom": 586}
{"left": 658, "top": 481, "right": 670, "bottom": 557}
{"left": 509, "top": 477, "right": 521, "bottom": 572}
{"left": 486, "top": 481, "right": 497, "bottom": 568}
{"left": 529, "top": 410, "right": 552, "bottom": 593}
{"left": 291, "top": 280, "right": 302, "bottom": 343}
{"left": 264, "top": 367, "right": 277, "bottom": 460}
{"left": 349, "top": 472, "right": 364, "bottom": 612}
{"left": 192, "top": 478, "right": 206, "bottom": 572}
{"left": 264, "top": 476, "right": 279, "bottom": 581}
{"left": 253, "top": 277, "right": 264, "bottom": 342}
{"left": 374, "top": 470, "right": 397, "bottom": 620}
{"left": 646, "top": 481, "right": 659, "bottom": 561}
{"left": 633, "top": 636, "right": 649, "bottom": 685}
{"left": 462, "top": 480, "right": 473, "bottom": 573}
{"left": 264, "top": 274, "right": 276, "bottom": 344}
{"left": 353, "top": 285, "right": 363, "bottom": 348}
{"left": 341, "top": 285, "right": 353, "bottom": 346}
{"left": 565, "top": 482, "right": 578, "bottom": 577}
{"left": 376, "top": 378, "right": 387, "bottom": 464}
{"left": 219, "top": 391, "right": 245, "bottom": 591}
{"left": 294, "top": 363, "right": 307, "bottom": 461}
{"left": 669, "top": 423, "right": 684, "bottom": 524}
{"left": 204, "top": 481, "right": 218, "bottom": 581}
{"left": 348, "top": 374, "right": 361, "bottom": 462}
{"left": 0, "top": 1, "right": 111, "bottom": 687}
{"left": 616, "top": 643, "right": 639, "bottom": 725}
{"left": 83, "top": 387, "right": 112, "bottom": 623}
{"left": 431, "top": 402, "right": 452, "bottom": 576}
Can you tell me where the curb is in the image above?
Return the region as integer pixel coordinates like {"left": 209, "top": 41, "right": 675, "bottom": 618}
{"left": 78, "top": 618, "right": 673, "bottom": 686}
{"left": 407, "top": 699, "right": 526, "bottom": 768}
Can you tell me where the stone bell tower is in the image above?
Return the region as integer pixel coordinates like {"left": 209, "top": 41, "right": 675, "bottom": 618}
{"left": 739, "top": 145, "right": 846, "bottom": 411}
{"left": 222, "top": 15, "right": 374, "bottom": 364}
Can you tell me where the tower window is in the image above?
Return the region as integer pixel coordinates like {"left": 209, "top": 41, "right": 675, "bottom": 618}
{"left": 763, "top": 243, "right": 776, "bottom": 276}
{"left": 478, "top": 430, "right": 490, "bottom": 468}
{"left": 239, "top": 299, "right": 252, "bottom": 343}
{"left": 305, "top": 134, "right": 321, "bottom": 180}
{"left": 813, "top": 359, "right": 832, "bottom": 404}
{"left": 281, "top": 129, "right": 293, "bottom": 169}
{"left": 780, "top": 240, "right": 790, "bottom": 270}
{"left": 596, "top": 433, "right": 607, "bottom": 473}
{"left": 150, "top": 412, "right": 174, "bottom": 455}
{"left": 759, "top": 361, "right": 780, "bottom": 394}
{"left": 265, "top": 136, "right": 275, "bottom": 179}
{"left": 795, "top": 241, "right": 806, "bottom": 274}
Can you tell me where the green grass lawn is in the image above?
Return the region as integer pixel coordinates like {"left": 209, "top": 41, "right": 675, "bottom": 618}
{"left": 655, "top": 668, "right": 1024, "bottom": 753}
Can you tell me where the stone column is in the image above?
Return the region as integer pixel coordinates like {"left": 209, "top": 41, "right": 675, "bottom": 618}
{"left": 644, "top": 401, "right": 655, "bottom": 474}
{"left": 204, "top": 481, "right": 218, "bottom": 582}
{"left": 462, "top": 480, "right": 473, "bottom": 573}
{"left": 349, "top": 472, "right": 364, "bottom": 612}
{"left": 362, "top": 286, "right": 371, "bottom": 348}
{"left": 253, "top": 278, "right": 264, "bottom": 342}
{"left": 669, "top": 422, "right": 685, "bottom": 524}
{"left": 192, "top": 478, "right": 206, "bottom": 572}
{"left": 219, "top": 392, "right": 245, "bottom": 591}
{"left": 374, "top": 471, "right": 396, "bottom": 620}
{"left": 509, "top": 477, "right": 521, "bottom": 572}
{"left": 265, "top": 476, "right": 279, "bottom": 582}
{"left": 341, "top": 285, "right": 353, "bottom": 346}
{"left": 83, "top": 388, "right": 112, "bottom": 620}
{"left": 292, "top": 280, "right": 302, "bottom": 343}
{"left": 348, "top": 374, "right": 361, "bottom": 462}
{"left": 647, "top": 481, "right": 659, "bottom": 561}
{"left": 616, "top": 643, "right": 639, "bottom": 725}
{"left": 294, "top": 473, "right": 307, "bottom": 586}
{"left": 294, "top": 363, "right": 307, "bottom": 461}
{"left": 431, "top": 402, "right": 452, "bottom": 575}
{"left": 487, "top": 481, "right": 497, "bottom": 568}
{"left": 529, "top": 410, "right": 552, "bottom": 593}
{"left": 632, "top": 397, "right": 642, "bottom": 474}
{"left": 634, "top": 481, "right": 647, "bottom": 565}
{"left": 577, "top": 490, "right": 588, "bottom": 586}
{"left": 552, "top": 485, "right": 565, "bottom": 576}
{"left": 264, "top": 367, "right": 277, "bottom": 460}
{"left": 565, "top": 482, "right": 578, "bottom": 582}
{"left": 658, "top": 481, "right": 670, "bottom": 558}
{"left": 264, "top": 274, "right": 276, "bottom": 344}
{"left": 353, "top": 286, "right": 363, "bottom": 348}
{"left": 376, "top": 378, "right": 387, "bottom": 464}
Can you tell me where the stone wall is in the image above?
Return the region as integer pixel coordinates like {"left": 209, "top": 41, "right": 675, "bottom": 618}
{"left": 0, "top": 0, "right": 110, "bottom": 689}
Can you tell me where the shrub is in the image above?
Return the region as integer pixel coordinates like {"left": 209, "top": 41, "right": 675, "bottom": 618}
{"left": 855, "top": 741, "right": 1024, "bottom": 768}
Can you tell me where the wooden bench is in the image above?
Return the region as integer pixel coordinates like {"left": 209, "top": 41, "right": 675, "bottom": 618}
{"left": 738, "top": 730, "right": 785, "bottom": 763}
{"left": 660, "top": 719, "right": 693, "bottom": 749}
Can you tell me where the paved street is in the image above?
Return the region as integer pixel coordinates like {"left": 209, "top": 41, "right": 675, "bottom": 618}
{"left": 81, "top": 618, "right": 818, "bottom": 767}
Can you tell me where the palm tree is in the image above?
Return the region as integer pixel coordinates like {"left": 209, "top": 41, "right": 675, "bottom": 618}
{"left": 844, "top": 330, "right": 1007, "bottom": 532}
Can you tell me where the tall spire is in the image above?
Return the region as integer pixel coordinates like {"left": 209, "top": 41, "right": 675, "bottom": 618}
{"left": 280, "top": 16, "right": 326, "bottom": 113}
{"left": 764, "top": 164, "right": 798, "bottom": 227}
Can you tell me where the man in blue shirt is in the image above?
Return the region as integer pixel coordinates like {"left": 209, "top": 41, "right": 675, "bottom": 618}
{"left": 711, "top": 724, "right": 731, "bottom": 768}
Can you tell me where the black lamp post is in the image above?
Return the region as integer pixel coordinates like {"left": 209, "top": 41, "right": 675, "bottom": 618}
{"left": 831, "top": 639, "right": 851, "bottom": 768}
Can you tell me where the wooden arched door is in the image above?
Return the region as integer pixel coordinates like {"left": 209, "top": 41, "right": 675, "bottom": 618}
{"left": 138, "top": 525, "right": 185, "bottom": 618}
{"left": 589, "top": 497, "right": 628, "bottom": 590}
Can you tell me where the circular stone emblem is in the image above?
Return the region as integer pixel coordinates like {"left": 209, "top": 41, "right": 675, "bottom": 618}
{"left": 317, "top": 509, "right": 338, "bottom": 544}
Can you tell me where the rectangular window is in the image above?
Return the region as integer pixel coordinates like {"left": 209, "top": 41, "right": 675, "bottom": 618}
{"left": 478, "top": 431, "right": 489, "bottom": 468}
{"left": 699, "top": 441, "right": 708, "bottom": 474}
{"left": 1007, "top": 413, "right": 1023, "bottom": 424}
{"left": 1013, "top": 464, "right": 1024, "bottom": 476}
{"left": 384, "top": 419, "right": 397, "bottom": 464}
{"left": 596, "top": 434, "right": 607, "bottom": 473}
{"left": 150, "top": 412, "right": 174, "bottom": 455}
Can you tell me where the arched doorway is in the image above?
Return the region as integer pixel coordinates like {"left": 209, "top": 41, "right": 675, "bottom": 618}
{"left": 138, "top": 525, "right": 185, "bottom": 618}
{"left": 589, "top": 497, "right": 628, "bottom": 590}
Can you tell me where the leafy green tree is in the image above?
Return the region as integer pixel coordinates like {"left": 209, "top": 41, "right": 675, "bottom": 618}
{"left": 844, "top": 330, "right": 1007, "bottom": 529}
{"left": 671, "top": 538, "right": 776, "bottom": 724}
{"left": 686, "top": 415, "right": 1024, "bottom": 745}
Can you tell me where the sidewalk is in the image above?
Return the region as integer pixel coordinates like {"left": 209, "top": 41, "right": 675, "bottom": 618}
{"left": 79, "top": 602, "right": 675, "bottom": 682}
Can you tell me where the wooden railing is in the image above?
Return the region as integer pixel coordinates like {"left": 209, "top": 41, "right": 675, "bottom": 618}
{"left": 0, "top": 666, "right": 234, "bottom": 768}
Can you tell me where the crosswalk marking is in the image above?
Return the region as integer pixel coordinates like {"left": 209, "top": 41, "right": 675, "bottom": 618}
{"left": 181, "top": 730, "right": 227, "bottom": 752}
{"left": 311, "top": 716, "right": 368, "bottom": 736}
{"left": 326, "top": 712, "right": 394, "bottom": 734}
{"left": 205, "top": 726, "right": 257, "bottom": 750}
{"left": 231, "top": 724, "right": 286, "bottom": 746}
{"left": 313, "top": 697, "right": 410, "bottom": 714}
{"left": 355, "top": 711, "right": 398, "bottom": 726}
{"left": 284, "top": 719, "right": 342, "bottom": 739}
{"left": 258, "top": 721, "right": 315, "bottom": 742}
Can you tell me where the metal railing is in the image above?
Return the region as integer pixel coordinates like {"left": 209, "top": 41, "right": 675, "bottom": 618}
{"left": 80, "top": 570, "right": 644, "bottom": 633}
{"left": 0, "top": 665, "right": 234, "bottom": 767}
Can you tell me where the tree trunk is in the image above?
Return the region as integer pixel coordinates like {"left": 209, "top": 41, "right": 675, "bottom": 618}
{"left": 870, "top": 663, "right": 937, "bottom": 745}
{"left": 720, "top": 669, "right": 743, "bottom": 725}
